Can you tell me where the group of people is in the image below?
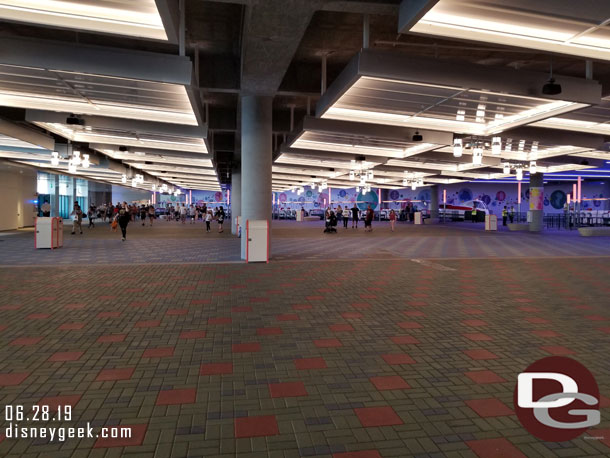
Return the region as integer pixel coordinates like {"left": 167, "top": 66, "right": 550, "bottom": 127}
{"left": 46, "top": 199, "right": 228, "bottom": 243}
{"left": 164, "top": 203, "right": 225, "bottom": 233}
{"left": 323, "top": 204, "right": 397, "bottom": 233}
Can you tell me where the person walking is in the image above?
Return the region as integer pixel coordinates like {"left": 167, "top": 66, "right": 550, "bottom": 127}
{"left": 148, "top": 205, "right": 155, "bottom": 226}
{"left": 509, "top": 206, "right": 515, "bottom": 223}
{"left": 216, "top": 206, "right": 225, "bottom": 233}
{"left": 364, "top": 205, "right": 374, "bottom": 232}
{"left": 88, "top": 205, "right": 96, "bottom": 228}
{"left": 117, "top": 202, "right": 130, "bottom": 241}
{"left": 389, "top": 209, "right": 396, "bottom": 232}
{"left": 205, "top": 210, "right": 212, "bottom": 232}
{"left": 188, "top": 204, "right": 196, "bottom": 224}
{"left": 502, "top": 206, "right": 508, "bottom": 226}
{"left": 351, "top": 204, "right": 359, "bottom": 228}
{"left": 336, "top": 205, "right": 343, "bottom": 227}
{"left": 70, "top": 202, "right": 83, "bottom": 235}
{"left": 140, "top": 204, "right": 147, "bottom": 226}
{"left": 130, "top": 204, "right": 137, "bottom": 222}
{"left": 471, "top": 205, "right": 477, "bottom": 223}
{"left": 180, "top": 203, "right": 187, "bottom": 224}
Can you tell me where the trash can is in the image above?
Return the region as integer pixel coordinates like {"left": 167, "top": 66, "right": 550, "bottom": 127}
{"left": 485, "top": 214, "right": 497, "bottom": 231}
{"left": 246, "top": 220, "right": 269, "bottom": 263}
{"left": 35, "top": 217, "right": 63, "bottom": 249}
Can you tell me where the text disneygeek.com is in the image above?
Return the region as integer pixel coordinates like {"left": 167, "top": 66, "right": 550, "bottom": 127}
{"left": 4, "top": 405, "right": 132, "bottom": 442}
{"left": 4, "top": 423, "right": 133, "bottom": 442}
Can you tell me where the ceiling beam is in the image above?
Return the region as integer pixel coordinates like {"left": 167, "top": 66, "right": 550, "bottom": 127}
{"left": 295, "top": 116, "right": 454, "bottom": 145}
{"left": 316, "top": 49, "right": 603, "bottom": 119}
{"left": 26, "top": 111, "right": 208, "bottom": 139}
{"left": 0, "top": 117, "right": 54, "bottom": 150}
{"left": 398, "top": 0, "right": 440, "bottom": 33}
{"left": 155, "top": 0, "right": 180, "bottom": 43}
{"left": 0, "top": 37, "right": 192, "bottom": 85}
{"left": 503, "top": 126, "right": 608, "bottom": 150}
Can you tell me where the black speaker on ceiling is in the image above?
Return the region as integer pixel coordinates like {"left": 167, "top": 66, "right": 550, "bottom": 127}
{"left": 542, "top": 78, "right": 562, "bottom": 95}
{"left": 66, "top": 114, "right": 83, "bottom": 125}
{"left": 412, "top": 131, "right": 423, "bottom": 142}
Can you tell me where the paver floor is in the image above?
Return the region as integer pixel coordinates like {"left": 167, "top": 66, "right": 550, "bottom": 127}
{"left": 0, "top": 220, "right": 608, "bottom": 457}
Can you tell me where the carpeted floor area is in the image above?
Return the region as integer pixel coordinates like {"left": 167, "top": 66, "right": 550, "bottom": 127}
{"left": 0, "top": 220, "right": 608, "bottom": 457}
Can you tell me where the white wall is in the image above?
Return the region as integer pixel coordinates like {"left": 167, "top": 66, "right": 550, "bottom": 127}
{"left": 0, "top": 162, "right": 38, "bottom": 231}
{"left": 111, "top": 185, "right": 152, "bottom": 204}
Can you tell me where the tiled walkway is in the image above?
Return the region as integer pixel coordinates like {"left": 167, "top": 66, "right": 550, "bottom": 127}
{"left": 0, "top": 221, "right": 608, "bottom": 457}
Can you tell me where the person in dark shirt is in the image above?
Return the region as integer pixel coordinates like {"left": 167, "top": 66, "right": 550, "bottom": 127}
{"left": 364, "top": 205, "right": 374, "bottom": 232}
{"left": 88, "top": 205, "right": 95, "bottom": 228}
{"left": 216, "top": 206, "right": 226, "bottom": 233}
{"left": 117, "top": 202, "right": 131, "bottom": 241}
{"left": 351, "top": 204, "right": 359, "bottom": 229}
{"left": 140, "top": 205, "right": 147, "bottom": 226}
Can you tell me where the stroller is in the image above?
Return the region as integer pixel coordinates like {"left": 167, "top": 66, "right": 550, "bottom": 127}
{"left": 324, "top": 211, "right": 338, "bottom": 233}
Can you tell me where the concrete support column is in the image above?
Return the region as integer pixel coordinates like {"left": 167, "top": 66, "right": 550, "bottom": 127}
{"left": 429, "top": 185, "right": 439, "bottom": 219}
{"left": 72, "top": 177, "right": 77, "bottom": 207}
{"left": 240, "top": 95, "right": 272, "bottom": 260}
{"left": 51, "top": 174, "right": 59, "bottom": 217}
{"left": 231, "top": 166, "right": 241, "bottom": 235}
{"left": 529, "top": 173, "right": 544, "bottom": 232}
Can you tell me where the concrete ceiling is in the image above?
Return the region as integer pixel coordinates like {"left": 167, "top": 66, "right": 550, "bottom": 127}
{"left": 0, "top": 0, "right": 609, "bottom": 188}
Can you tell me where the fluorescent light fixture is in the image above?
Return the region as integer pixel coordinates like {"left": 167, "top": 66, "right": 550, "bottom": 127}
{"left": 275, "top": 153, "right": 381, "bottom": 170}
{"left": 503, "top": 163, "right": 510, "bottom": 174}
{"left": 0, "top": 0, "right": 169, "bottom": 41}
{"left": 292, "top": 137, "right": 439, "bottom": 159}
{"left": 317, "top": 51, "right": 598, "bottom": 136}
{"left": 8, "top": 82, "right": 198, "bottom": 126}
{"left": 516, "top": 167, "right": 523, "bottom": 181}
{"left": 51, "top": 151, "right": 59, "bottom": 166}
{"left": 81, "top": 153, "right": 90, "bottom": 168}
{"left": 472, "top": 146, "right": 483, "bottom": 165}
{"left": 121, "top": 174, "right": 127, "bottom": 184}
{"left": 43, "top": 126, "right": 209, "bottom": 153}
{"left": 530, "top": 161, "right": 537, "bottom": 174}
{"left": 491, "top": 137, "right": 501, "bottom": 155}
{"left": 407, "top": 1, "right": 610, "bottom": 61}
{"left": 67, "top": 158, "right": 76, "bottom": 174}
{"left": 532, "top": 117, "right": 610, "bottom": 135}
{"left": 322, "top": 79, "right": 587, "bottom": 136}
{"left": 453, "top": 138, "right": 462, "bottom": 157}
